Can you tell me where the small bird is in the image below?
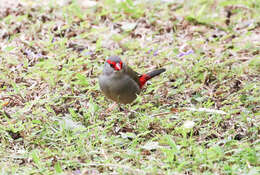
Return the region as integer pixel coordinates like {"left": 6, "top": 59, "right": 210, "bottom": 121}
{"left": 99, "top": 56, "right": 165, "bottom": 105}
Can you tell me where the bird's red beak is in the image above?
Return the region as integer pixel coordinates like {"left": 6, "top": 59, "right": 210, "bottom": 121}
{"left": 115, "top": 63, "right": 122, "bottom": 71}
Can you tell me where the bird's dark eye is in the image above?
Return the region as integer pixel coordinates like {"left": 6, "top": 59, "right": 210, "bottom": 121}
{"left": 107, "top": 60, "right": 114, "bottom": 68}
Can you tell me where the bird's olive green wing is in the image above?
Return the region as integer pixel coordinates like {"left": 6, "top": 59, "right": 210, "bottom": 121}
{"left": 124, "top": 65, "right": 140, "bottom": 86}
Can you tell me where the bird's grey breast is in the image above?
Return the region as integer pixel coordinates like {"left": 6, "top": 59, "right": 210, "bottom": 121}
{"left": 99, "top": 72, "right": 141, "bottom": 104}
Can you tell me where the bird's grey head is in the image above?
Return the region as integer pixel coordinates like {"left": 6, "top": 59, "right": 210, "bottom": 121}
{"left": 103, "top": 56, "right": 123, "bottom": 75}
{"left": 107, "top": 56, "right": 122, "bottom": 63}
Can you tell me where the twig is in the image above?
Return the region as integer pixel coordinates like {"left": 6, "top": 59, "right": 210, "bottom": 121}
{"left": 184, "top": 107, "right": 227, "bottom": 115}
{"left": 150, "top": 107, "right": 227, "bottom": 117}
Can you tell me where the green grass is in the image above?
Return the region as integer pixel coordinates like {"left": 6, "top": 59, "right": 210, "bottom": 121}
{"left": 0, "top": 0, "right": 259, "bottom": 174}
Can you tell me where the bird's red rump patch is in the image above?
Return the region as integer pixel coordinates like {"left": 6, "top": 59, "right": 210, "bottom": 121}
{"left": 107, "top": 59, "right": 122, "bottom": 71}
{"left": 139, "top": 74, "right": 150, "bottom": 88}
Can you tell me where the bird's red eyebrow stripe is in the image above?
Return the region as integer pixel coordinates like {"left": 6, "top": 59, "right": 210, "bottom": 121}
{"left": 106, "top": 59, "right": 122, "bottom": 70}
{"left": 107, "top": 59, "right": 114, "bottom": 65}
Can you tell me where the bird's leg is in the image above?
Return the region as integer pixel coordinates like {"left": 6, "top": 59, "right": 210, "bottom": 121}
{"left": 105, "top": 103, "right": 125, "bottom": 113}
{"left": 119, "top": 104, "right": 133, "bottom": 116}
{"left": 118, "top": 105, "right": 124, "bottom": 112}
{"left": 105, "top": 102, "right": 117, "bottom": 113}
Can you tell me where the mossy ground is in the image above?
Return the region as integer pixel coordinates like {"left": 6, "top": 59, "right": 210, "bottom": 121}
{"left": 0, "top": 0, "right": 259, "bottom": 174}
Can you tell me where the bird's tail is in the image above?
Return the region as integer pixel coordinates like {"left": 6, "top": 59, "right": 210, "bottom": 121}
{"left": 139, "top": 68, "right": 166, "bottom": 88}
{"left": 146, "top": 68, "right": 166, "bottom": 79}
